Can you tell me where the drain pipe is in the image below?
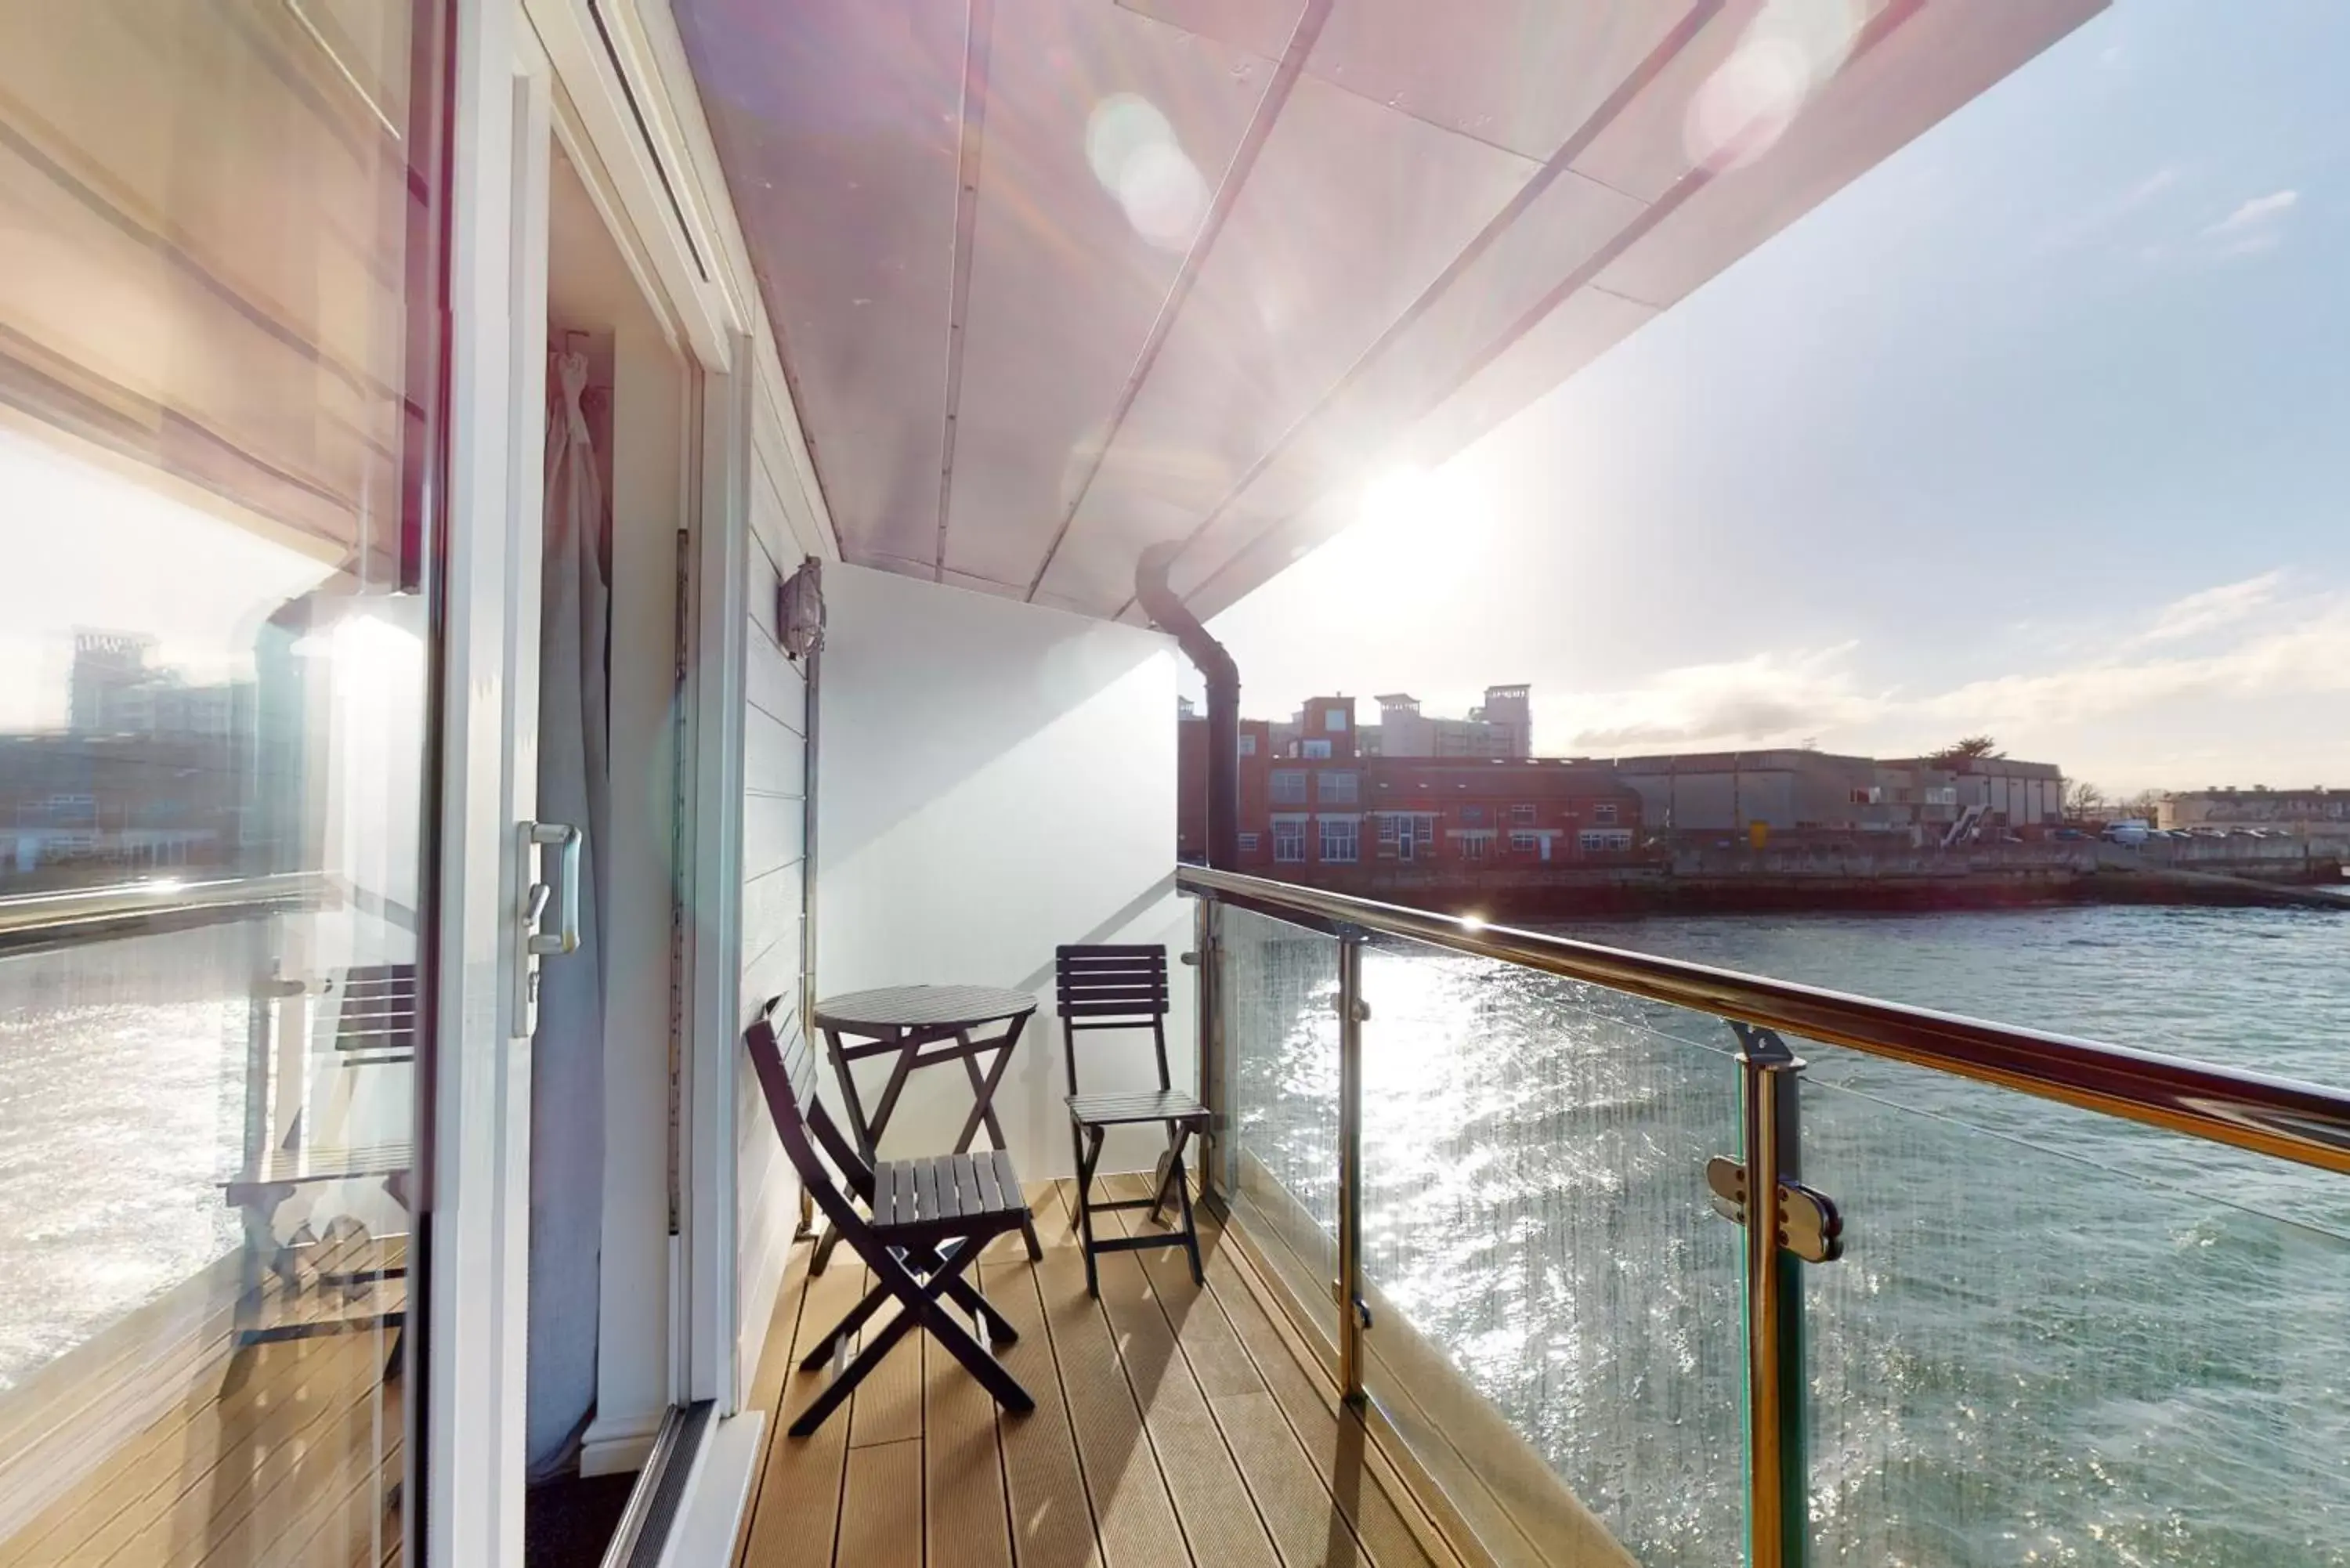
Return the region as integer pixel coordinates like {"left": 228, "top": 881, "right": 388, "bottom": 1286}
{"left": 1137, "top": 544, "right": 1238, "bottom": 870}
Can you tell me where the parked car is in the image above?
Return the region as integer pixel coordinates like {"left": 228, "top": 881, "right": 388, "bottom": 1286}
{"left": 2054, "top": 828, "right": 2088, "bottom": 840}
{"left": 2102, "top": 821, "right": 2151, "bottom": 846}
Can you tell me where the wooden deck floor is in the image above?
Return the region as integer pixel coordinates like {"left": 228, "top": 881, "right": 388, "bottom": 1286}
{"left": 736, "top": 1176, "right": 1466, "bottom": 1568}
{"left": 0, "top": 1274, "right": 401, "bottom": 1568}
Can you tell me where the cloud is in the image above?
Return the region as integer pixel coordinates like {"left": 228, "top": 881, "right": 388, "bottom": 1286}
{"left": 2208, "top": 190, "right": 2298, "bottom": 234}
{"left": 1918, "top": 594, "right": 2350, "bottom": 733}
{"left": 1541, "top": 572, "right": 2348, "bottom": 766}
{"left": 1552, "top": 645, "right": 1880, "bottom": 752}
{"left": 2198, "top": 189, "right": 2298, "bottom": 258}
{"left": 2132, "top": 569, "right": 2287, "bottom": 645}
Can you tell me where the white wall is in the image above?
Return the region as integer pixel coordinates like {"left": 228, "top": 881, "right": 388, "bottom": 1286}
{"left": 815, "top": 565, "right": 1194, "bottom": 1183}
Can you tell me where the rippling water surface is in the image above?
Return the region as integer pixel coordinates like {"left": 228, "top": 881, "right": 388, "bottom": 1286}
{"left": 1228, "top": 905, "right": 2349, "bottom": 1566}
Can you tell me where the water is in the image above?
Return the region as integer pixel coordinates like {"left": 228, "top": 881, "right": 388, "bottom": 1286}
{"left": 1229, "top": 905, "right": 2350, "bottom": 1566}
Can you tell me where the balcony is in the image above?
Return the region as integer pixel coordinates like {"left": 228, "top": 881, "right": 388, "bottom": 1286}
{"left": 719, "top": 862, "right": 2350, "bottom": 1568}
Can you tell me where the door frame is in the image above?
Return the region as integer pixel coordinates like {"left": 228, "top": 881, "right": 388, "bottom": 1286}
{"left": 428, "top": 2, "right": 551, "bottom": 1561}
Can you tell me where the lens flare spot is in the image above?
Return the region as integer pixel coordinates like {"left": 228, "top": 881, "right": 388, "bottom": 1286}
{"left": 1086, "top": 92, "right": 1206, "bottom": 250}
{"left": 1683, "top": 0, "right": 1866, "bottom": 172}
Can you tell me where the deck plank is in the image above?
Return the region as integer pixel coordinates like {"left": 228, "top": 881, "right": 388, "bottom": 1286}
{"left": 848, "top": 1266, "right": 925, "bottom": 1451}
{"left": 922, "top": 1310, "right": 1011, "bottom": 1568}
{"left": 738, "top": 1247, "right": 862, "bottom": 1568}
{"left": 981, "top": 1259, "right": 1101, "bottom": 1568}
{"left": 1092, "top": 1193, "right": 1282, "bottom": 1568}
{"left": 1028, "top": 1183, "right": 1193, "bottom": 1567}
{"left": 836, "top": 1438, "right": 924, "bottom": 1568}
{"left": 1198, "top": 1238, "right": 1447, "bottom": 1568}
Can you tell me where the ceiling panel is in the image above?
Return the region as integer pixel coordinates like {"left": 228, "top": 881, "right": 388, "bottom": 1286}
{"left": 1166, "top": 164, "right": 1645, "bottom": 598}
{"left": 1115, "top": 0, "right": 1308, "bottom": 63}
{"left": 941, "top": 0, "right": 1274, "bottom": 587}
{"left": 681, "top": 0, "right": 2106, "bottom": 623}
{"left": 1596, "top": 0, "right": 2104, "bottom": 309}
{"left": 1038, "top": 70, "right": 1539, "bottom": 612}
{"left": 1306, "top": 0, "right": 1692, "bottom": 159}
{"left": 672, "top": 0, "right": 966, "bottom": 565}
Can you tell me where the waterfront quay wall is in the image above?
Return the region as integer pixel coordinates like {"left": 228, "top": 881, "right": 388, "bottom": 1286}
{"left": 1290, "top": 836, "right": 2347, "bottom": 917}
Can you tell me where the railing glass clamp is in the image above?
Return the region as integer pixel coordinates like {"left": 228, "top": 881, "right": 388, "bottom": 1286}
{"left": 1705, "top": 1156, "right": 1843, "bottom": 1264}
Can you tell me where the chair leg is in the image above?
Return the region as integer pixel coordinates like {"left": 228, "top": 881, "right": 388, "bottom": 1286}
{"left": 1075, "top": 1123, "right": 1105, "bottom": 1299}
{"left": 1173, "top": 1139, "right": 1204, "bottom": 1287}
{"left": 1148, "top": 1123, "right": 1189, "bottom": 1226}
{"left": 904, "top": 1260, "right": 1034, "bottom": 1415}
{"left": 789, "top": 1295, "right": 920, "bottom": 1436}
{"left": 799, "top": 1274, "right": 892, "bottom": 1371}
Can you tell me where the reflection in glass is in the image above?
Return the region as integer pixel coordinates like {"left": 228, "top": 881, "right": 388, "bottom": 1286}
{"left": 1356, "top": 941, "right": 1744, "bottom": 1566}
{"left": 1219, "top": 906, "right": 1343, "bottom": 1363}
{"left": 0, "top": 2, "right": 443, "bottom": 1563}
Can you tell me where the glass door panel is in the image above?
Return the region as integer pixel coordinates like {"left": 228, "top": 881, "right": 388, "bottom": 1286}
{"left": 0, "top": 2, "right": 447, "bottom": 1562}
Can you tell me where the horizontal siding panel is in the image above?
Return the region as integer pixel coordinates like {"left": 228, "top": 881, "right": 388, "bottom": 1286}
{"left": 741, "top": 934, "right": 801, "bottom": 1028}
{"left": 748, "top": 462, "right": 800, "bottom": 583}
{"left": 743, "top": 864, "right": 804, "bottom": 957}
{"left": 744, "top": 705, "right": 807, "bottom": 799}
{"left": 742, "top": 791, "right": 804, "bottom": 880}
{"left": 743, "top": 630, "right": 807, "bottom": 733}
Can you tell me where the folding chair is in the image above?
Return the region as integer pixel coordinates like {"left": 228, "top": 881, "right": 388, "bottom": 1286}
{"left": 743, "top": 997, "right": 1035, "bottom": 1436}
{"left": 1059, "top": 945, "right": 1209, "bottom": 1298}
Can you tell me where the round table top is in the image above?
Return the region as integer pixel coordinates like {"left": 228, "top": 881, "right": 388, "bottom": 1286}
{"left": 812, "top": 983, "right": 1037, "bottom": 1033}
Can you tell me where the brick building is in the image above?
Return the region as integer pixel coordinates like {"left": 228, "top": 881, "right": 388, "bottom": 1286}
{"left": 1180, "top": 696, "right": 1640, "bottom": 876}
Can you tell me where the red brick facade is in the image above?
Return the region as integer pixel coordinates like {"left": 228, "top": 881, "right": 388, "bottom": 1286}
{"left": 1180, "top": 711, "right": 1641, "bottom": 875}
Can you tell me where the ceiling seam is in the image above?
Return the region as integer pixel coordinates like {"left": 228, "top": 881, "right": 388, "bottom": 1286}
{"left": 933, "top": 0, "right": 997, "bottom": 583}
{"left": 1021, "top": 0, "right": 1338, "bottom": 605}
{"left": 1108, "top": 0, "right": 1726, "bottom": 620}
{"left": 1177, "top": 0, "right": 1933, "bottom": 620}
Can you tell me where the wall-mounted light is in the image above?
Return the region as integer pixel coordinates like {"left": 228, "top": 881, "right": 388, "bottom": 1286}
{"left": 778, "top": 558, "right": 826, "bottom": 661}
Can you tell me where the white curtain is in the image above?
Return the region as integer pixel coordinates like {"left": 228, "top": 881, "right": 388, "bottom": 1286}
{"left": 528, "top": 350, "right": 611, "bottom": 1479}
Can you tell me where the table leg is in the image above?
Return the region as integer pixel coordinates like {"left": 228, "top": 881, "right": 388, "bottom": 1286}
{"left": 862, "top": 1029, "right": 922, "bottom": 1153}
{"left": 953, "top": 1017, "right": 1040, "bottom": 1259}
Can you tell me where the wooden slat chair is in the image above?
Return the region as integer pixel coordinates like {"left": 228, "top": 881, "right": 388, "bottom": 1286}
{"left": 743, "top": 996, "right": 1034, "bottom": 1436}
{"left": 1059, "top": 944, "right": 1209, "bottom": 1297}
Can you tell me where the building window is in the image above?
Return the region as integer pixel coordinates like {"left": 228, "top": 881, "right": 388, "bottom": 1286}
{"left": 1460, "top": 804, "right": 1486, "bottom": 825}
{"left": 1238, "top": 833, "right": 1260, "bottom": 853}
{"left": 1302, "top": 739, "right": 1332, "bottom": 759}
{"left": 1592, "top": 802, "right": 1618, "bottom": 825}
{"left": 1510, "top": 831, "right": 1539, "bottom": 854}
{"left": 1460, "top": 832, "right": 1492, "bottom": 862}
{"left": 1238, "top": 733, "right": 1256, "bottom": 757}
{"left": 1273, "top": 820, "right": 1307, "bottom": 862}
{"left": 1580, "top": 829, "right": 1634, "bottom": 854}
{"left": 1271, "top": 769, "right": 1307, "bottom": 804}
{"left": 1320, "top": 818, "right": 1359, "bottom": 863}
{"left": 1510, "top": 803, "right": 1536, "bottom": 825}
{"left": 1317, "top": 771, "right": 1359, "bottom": 804}
{"left": 1325, "top": 709, "right": 1348, "bottom": 732}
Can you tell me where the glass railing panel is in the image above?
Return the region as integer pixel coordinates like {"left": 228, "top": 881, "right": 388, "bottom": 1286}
{"left": 1798, "top": 1042, "right": 2350, "bottom": 1566}
{"left": 1217, "top": 905, "right": 1343, "bottom": 1364}
{"left": 1356, "top": 936, "right": 1746, "bottom": 1566}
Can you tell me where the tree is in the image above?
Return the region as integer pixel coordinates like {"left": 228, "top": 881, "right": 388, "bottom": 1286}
{"left": 2063, "top": 779, "right": 2108, "bottom": 820}
{"left": 1929, "top": 735, "right": 2005, "bottom": 763}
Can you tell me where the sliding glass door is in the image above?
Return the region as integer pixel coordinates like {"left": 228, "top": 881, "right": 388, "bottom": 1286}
{"left": 0, "top": 2, "right": 449, "bottom": 1562}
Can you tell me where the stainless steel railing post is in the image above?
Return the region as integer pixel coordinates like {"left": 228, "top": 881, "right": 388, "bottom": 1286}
{"left": 1737, "top": 1028, "right": 1809, "bottom": 1568}
{"left": 1194, "top": 893, "right": 1227, "bottom": 1205}
{"left": 1336, "top": 933, "right": 1367, "bottom": 1406}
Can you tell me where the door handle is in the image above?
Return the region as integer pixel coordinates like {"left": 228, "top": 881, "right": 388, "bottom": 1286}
{"left": 524, "top": 821, "right": 583, "bottom": 956}
{"left": 515, "top": 820, "right": 584, "bottom": 1034}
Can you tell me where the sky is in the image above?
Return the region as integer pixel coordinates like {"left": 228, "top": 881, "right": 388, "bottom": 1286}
{"left": 1207, "top": 0, "right": 2350, "bottom": 799}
